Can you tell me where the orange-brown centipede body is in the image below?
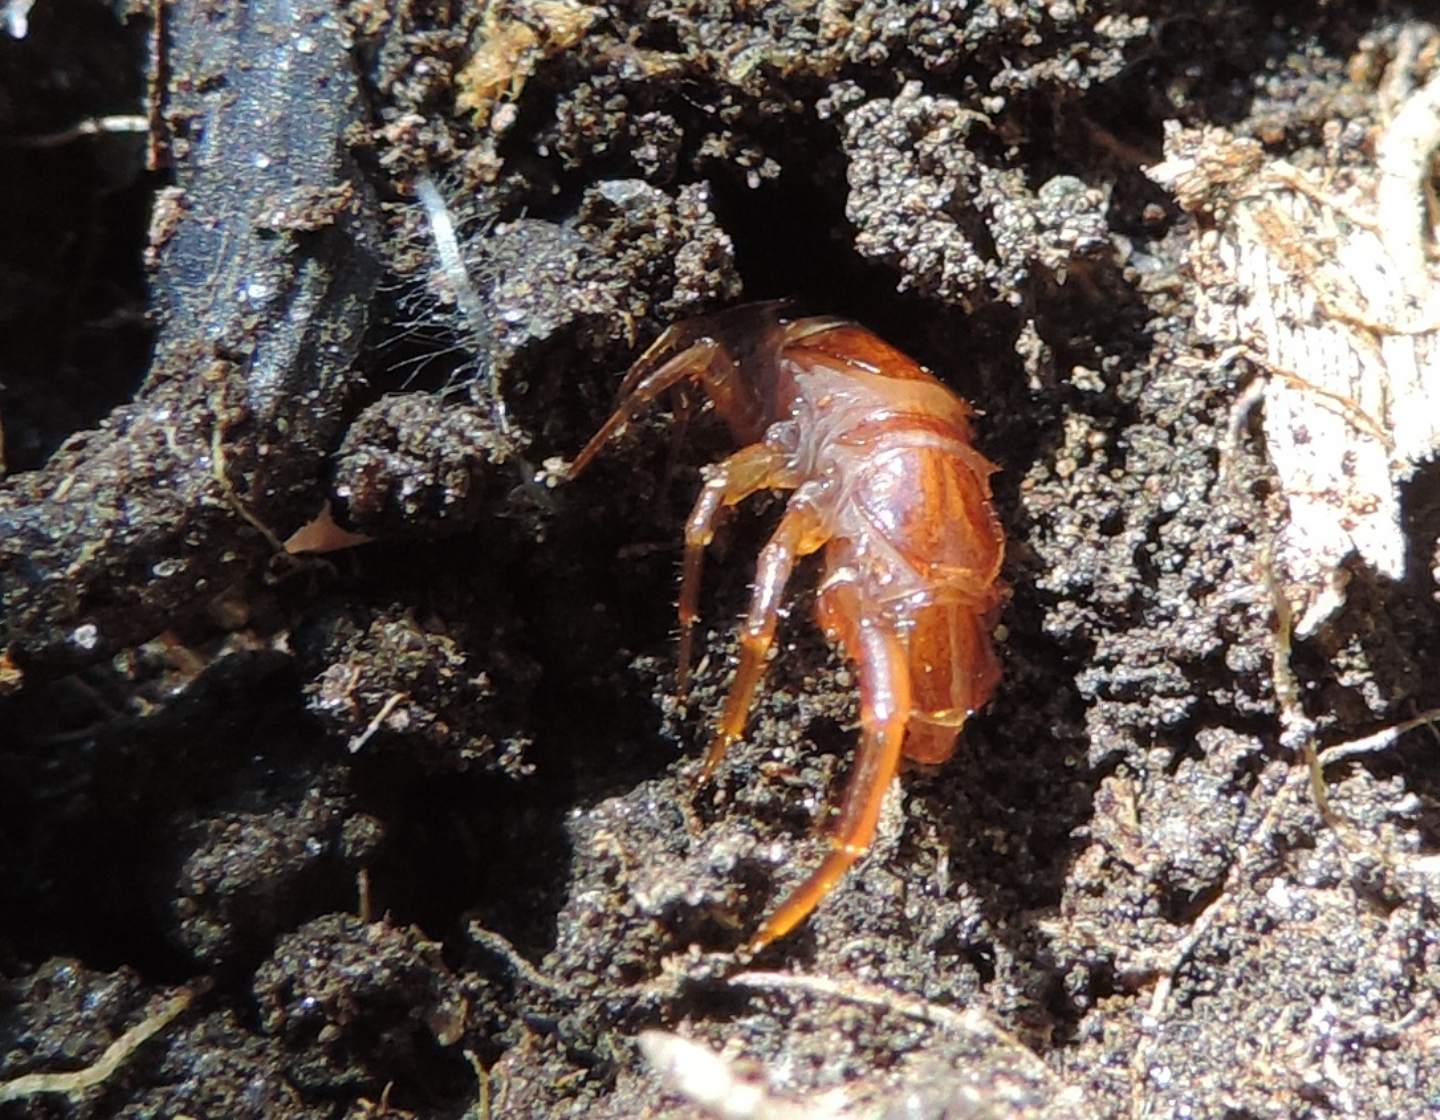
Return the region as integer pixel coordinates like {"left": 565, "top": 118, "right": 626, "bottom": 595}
{"left": 570, "top": 302, "right": 1006, "bottom": 948}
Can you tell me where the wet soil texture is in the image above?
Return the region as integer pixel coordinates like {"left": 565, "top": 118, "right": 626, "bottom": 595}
{"left": 2, "top": 2, "right": 1439, "bottom": 1118}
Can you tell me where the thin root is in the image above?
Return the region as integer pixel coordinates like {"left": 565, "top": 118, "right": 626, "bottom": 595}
{"left": 467, "top": 922, "right": 577, "bottom": 998}
{"left": 347, "top": 691, "right": 408, "bottom": 754}
{"left": 0, "top": 987, "right": 196, "bottom": 1104}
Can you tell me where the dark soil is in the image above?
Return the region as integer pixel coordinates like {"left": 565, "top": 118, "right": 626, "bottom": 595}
{"left": 2, "top": 2, "right": 1438, "bottom": 1118}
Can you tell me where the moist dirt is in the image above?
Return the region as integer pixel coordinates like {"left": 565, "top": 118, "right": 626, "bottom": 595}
{"left": 2, "top": 3, "right": 1438, "bottom": 1118}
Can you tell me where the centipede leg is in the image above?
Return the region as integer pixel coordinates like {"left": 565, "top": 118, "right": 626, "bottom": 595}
{"left": 678, "top": 443, "right": 797, "bottom": 693}
{"left": 700, "top": 494, "right": 829, "bottom": 777}
{"left": 749, "top": 590, "right": 911, "bottom": 949}
{"left": 568, "top": 339, "right": 721, "bottom": 477}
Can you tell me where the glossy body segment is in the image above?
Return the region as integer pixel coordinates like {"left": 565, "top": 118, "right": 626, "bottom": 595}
{"left": 569, "top": 304, "right": 1006, "bottom": 949}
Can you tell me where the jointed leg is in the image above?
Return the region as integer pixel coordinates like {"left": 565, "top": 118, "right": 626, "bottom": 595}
{"left": 613, "top": 320, "right": 700, "bottom": 400}
{"left": 699, "top": 495, "right": 830, "bottom": 777}
{"left": 749, "top": 595, "right": 912, "bottom": 949}
{"left": 677, "top": 443, "right": 798, "bottom": 692}
{"left": 567, "top": 339, "right": 721, "bottom": 477}
{"left": 659, "top": 385, "right": 696, "bottom": 491}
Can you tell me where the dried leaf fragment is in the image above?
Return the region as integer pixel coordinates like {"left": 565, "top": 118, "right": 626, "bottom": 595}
{"left": 284, "top": 501, "right": 374, "bottom": 554}
{"left": 1148, "top": 32, "right": 1440, "bottom": 634}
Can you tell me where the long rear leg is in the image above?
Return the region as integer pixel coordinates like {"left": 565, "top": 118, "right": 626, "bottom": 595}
{"left": 749, "top": 582, "right": 912, "bottom": 949}
{"left": 677, "top": 443, "right": 800, "bottom": 692}
{"left": 699, "top": 491, "right": 830, "bottom": 776}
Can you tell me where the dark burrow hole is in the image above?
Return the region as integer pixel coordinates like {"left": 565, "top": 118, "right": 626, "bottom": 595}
{"left": 707, "top": 159, "right": 939, "bottom": 330}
